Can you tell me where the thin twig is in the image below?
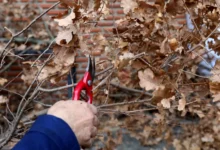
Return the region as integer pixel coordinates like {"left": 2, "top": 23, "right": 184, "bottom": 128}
{"left": 95, "top": 66, "right": 114, "bottom": 76}
{"left": 38, "top": 83, "right": 76, "bottom": 92}
{"left": 98, "top": 98, "right": 152, "bottom": 108}
{"left": 31, "top": 39, "right": 55, "bottom": 67}
{"left": 110, "top": 82, "right": 152, "bottom": 97}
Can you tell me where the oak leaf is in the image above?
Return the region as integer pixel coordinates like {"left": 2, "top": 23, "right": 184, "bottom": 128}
{"left": 0, "top": 95, "right": 8, "bottom": 104}
{"left": 138, "top": 68, "right": 160, "bottom": 91}
{"left": 0, "top": 78, "right": 7, "bottom": 86}
{"left": 54, "top": 9, "right": 75, "bottom": 27}
{"left": 161, "top": 96, "right": 175, "bottom": 109}
{"left": 213, "top": 93, "right": 220, "bottom": 102}
{"left": 56, "top": 26, "right": 78, "bottom": 47}
{"left": 178, "top": 94, "right": 186, "bottom": 111}
{"left": 121, "top": 0, "right": 138, "bottom": 14}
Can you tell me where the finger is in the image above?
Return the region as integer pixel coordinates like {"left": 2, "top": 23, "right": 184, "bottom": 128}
{"left": 91, "top": 126, "right": 97, "bottom": 138}
{"left": 81, "top": 139, "right": 92, "bottom": 149}
{"left": 88, "top": 104, "right": 98, "bottom": 115}
{"left": 93, "top": 116, "right": 100, "bottom": 127}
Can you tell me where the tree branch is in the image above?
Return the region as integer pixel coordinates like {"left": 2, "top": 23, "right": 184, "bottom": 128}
{"left": 110, "top": 82, "right": 152, "bottom": 97}
{"left": 38, "top": 83, "right": 77, "bottom": 92}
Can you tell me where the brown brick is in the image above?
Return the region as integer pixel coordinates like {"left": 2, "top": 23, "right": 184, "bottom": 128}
{"left": 81, "top": 63, "right": 88, "bottom": 68}
{"left": 99, "top": 57, "right": 108, "bottom": 61}
{"left": 104, "top": 15, "right": 123, "bottom": 21}
{"left": 12, "top": 17, "right": 29, "bottom": 21}
{"left": 7, "top": 72, "right": 21, "bottom": 76}
{"left": 97, "top": 21, "right": 114, "bottom": 27}
{"left": 177, "top": 19, "right": 186, "bottom": 25}
{"left": 103, "top": 27, "right": 113, "bottom": 32}
{"left": 116, "top": 9, "right": 124, "bottom": 15}
{"left": 10, "top": 66, "right": 22, "bottom": 71}
{"left": 76, "top": 75, "right": 83, "bottom": 81}
{"left": 76, "top": 69, "right": 86, "bottom": 74}
{"left": 91, "top": 50, "right": 102, "bottom": 56}
{"left": 75, "top": 57, "right": 88, "bottom": 63}
{"left": 8, "top": 78, "right": 23, "bottom": 83}
{"left": 47, "top": 10, "right": 66, "bottom": 15}
{"left": 82, "top": 34, "right": 91, "bottom": 39}
{"left": 46, "top": 0, "right": 59, "bottom": 2}
{"left": 90, "top": 28, "right": 102, "bottom": 33}
{"left": 40, "top": 4, "right": 53, "bottom": 9}
{"left": 108, "top": 3, "right": 121, "bottom": 9}
{"left": 103, "top": 33, "right": 112, "bottom": 38}
{"left": 87, "top": 40, "right": 93, "bottom": 45}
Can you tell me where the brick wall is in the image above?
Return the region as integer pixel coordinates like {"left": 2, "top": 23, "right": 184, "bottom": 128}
{"left": 0, "top": 0, "right": 186, "bottom": 100}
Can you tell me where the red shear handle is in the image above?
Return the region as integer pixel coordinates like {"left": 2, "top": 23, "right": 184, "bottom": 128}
{"left": 72, "top": 72, "right": 93, "bottom": 104}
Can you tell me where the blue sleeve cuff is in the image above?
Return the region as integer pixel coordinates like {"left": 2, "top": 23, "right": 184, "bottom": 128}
{"left": 29, "top": 114, "right": 80, "bottom": 150}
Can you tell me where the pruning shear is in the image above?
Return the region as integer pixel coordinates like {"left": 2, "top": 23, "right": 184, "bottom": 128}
{"left": 72, "top": 55, "right": 95, "bottom": 104}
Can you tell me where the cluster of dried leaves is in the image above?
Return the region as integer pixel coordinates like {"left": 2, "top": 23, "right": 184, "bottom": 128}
{"left": 1, "top": 0, "right": 220, "bottom": 149}
{"left": 93, "top": 0, "right": 220, "bottom": 149}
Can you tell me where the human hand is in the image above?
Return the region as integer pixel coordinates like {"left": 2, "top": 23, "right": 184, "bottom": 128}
{"left": 47, "top": 100, "right": 99, "bottom": 147}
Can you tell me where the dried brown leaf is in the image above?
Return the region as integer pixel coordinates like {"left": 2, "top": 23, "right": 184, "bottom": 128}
{"left": 178, "top": 94, "right": 186, "bottom": 111}
{"left": 0, "top": 95, "right": 9, "bottom": 104}
{"left": 210, "top": 60, "right": 220, "bottom": 83}
{"left": 54, "top": 9, "right": 75, "bottom": 27}
{"left": 21, "top": 45, "right": 76, "bottom": 84}
{"left": 0, "top": 78, "right": 7, "bottom": 86}
{"left": 121, "top": 0, "right": 138, "bottom": 14}
{"left": 138, "top": 68, "right": 160, "bottom": 91}
{"left": 161, "top": 96, "right": 175, "bottom": 109}
{"left": 55, "top": 26, "right": 78, "bottom": 47}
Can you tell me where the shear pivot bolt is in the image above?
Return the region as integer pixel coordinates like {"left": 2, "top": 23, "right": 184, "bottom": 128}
{"left": 88, "top": 80, "right": 92, "bottom": 86}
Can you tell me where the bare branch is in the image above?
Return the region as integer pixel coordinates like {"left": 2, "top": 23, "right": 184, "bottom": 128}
{"left": 38, "top": 83, "right": 77, "bottom": 92}
{"left": 110, "top": 82, "right": 152, "bottom": 97}
{"left": 98, "top": 98, "right": 153, "bottom": 108}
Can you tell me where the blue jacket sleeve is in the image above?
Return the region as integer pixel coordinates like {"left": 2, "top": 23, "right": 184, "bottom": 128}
{"left": 12, "top": 115, "right": 80, "bottom": 150}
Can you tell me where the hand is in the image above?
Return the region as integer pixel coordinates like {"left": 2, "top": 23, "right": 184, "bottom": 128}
{"left": 47, "top": 100, "right": 99, "bottom": 147}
